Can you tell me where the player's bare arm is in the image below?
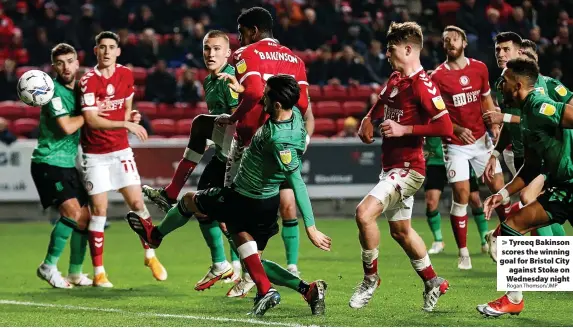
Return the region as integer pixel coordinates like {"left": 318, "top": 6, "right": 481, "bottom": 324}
{"left": 451, "top": 123, "right": 476, "bottom": 145}
{"left": 83, "top": 110, "right": 147, "bottom": 141}
{"left": 56, "top": 115, "right": 84, "bottom": 135}
{"left": 483, "top": 171, "right": 527, "bottom": 220}
{"left": 380, "top": 112, "right": 453, "bottom": 138}
{"left": 480, "top": 94, "right": 501, "bottom": 140}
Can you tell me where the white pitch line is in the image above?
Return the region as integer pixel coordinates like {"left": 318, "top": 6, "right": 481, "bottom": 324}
{"left": 0, "top": 300, "right": 309, "bottom": 327}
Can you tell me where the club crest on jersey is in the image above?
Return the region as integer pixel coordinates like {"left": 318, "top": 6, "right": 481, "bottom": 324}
{"left": 459, "top": 75, "right": 470, "bottom": 86}
{"left": 236, "top": 59, "right": 247, "bottom": 74}
{"left": 83, "top": 93, "right": 95, "bottom": 106}
{"left": 539, "top": 103, "right": 556, "bottom": 116}
{"left": 535, "top": 87, "right": 545, "bottom": 95}
{"left": 555, "top": 85, "right": 567, "bottom": 97}
{"left": 279, "top": 149, "right": 292, "bottom": 165}
{"left": 389, "top": 87, "right": 399, "bottom": 98}
{"left": 106, "top": 84, "right": 115, "bottom": 96}
{"left": 432, "top": 96, "right": 446, "bottom": 110}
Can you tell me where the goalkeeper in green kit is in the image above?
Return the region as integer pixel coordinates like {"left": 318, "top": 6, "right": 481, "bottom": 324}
{"left": 127, "top": 75, "right": 330, "bottom": 316}
{"left": 478, "top": 58, "right": 573, "bottom": 317}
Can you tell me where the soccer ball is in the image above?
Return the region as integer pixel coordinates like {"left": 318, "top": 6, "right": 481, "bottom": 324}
{"left": 17, "top": 70, "right": 55, "bottom": 106}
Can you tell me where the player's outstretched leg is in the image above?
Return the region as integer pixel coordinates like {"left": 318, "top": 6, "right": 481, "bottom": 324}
{"left": 280, "top": 187, "right": 300, "bottom": 275}
{"left": 144, "top": 115, "right": 216, "bottom": 212}
{"left": 425, "top": 189, "right": 444, "bottom": 254}
{"left": 195, "top": 219, "right": 233, "bottom": 291}
{"left": 38, "top": 215, "right": 76, "bottom": 289}
{"left": 262, "top": 259, "right": 327, "bottom": 315}
{"left": 350, "top": 195, "right": 382, "bottom": 309}
{"left": 389, "top": 219, "right": 449, "bottom": 312}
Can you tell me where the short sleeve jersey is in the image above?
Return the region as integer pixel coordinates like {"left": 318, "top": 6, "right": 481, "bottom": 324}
{"left": 79, "top": 64, "right": 134, "bottom": 154}
{"left": 521, "top": 91, "right": 573, "bottom": 183}
{"left": 424, "top": 137, "right": 445, "bottom": 166}
{"left": 233, "top": 108, "right": 307, "bottom": 199}
{"left": 372, "top": 67, "right": 450, "bottom": 175}
{"left": 31, "top": 79, "right": 80, "bottom": 168}
{"left": 203, "top": 63, "right": 239, "bottom": 116}
{"left": 431, "top": 58, "right": 491, "bottom": 145}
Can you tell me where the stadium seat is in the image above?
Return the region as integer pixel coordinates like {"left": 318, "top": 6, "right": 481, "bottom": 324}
{"left": 342, "top": 101, "right": 366, "bottom": 118}
{"left": 195, "top": 101, "right": 208, "bottom": 114}
{"left": 0, "top": 101, "right": 25, "bottom": 120}
{"left": 313, "top": 118, "right": 337, "bottom": 136}
{"left": 437, "top": 1, "right": 460, "bottom": 26}
{"left": 336, "top": 118, "right": 346, "bottom": 132}
{"left": 24, "top": 106, "right": 41, "bottom": 118}
{"left": 176, "top": 119, "right": 193, "bottom": 135}
{"left": 157, "top": 103, "right": 185, "bottom": 120}
{"left": 11, "top": 118, "right": 39, "bottom": 136}
{"left": 348, "top": 85, "right": 374, "bottom": 101}
{"left": 132, "top": 67, "right": 148, "bottom": 85}
{"left": 322, "top": 84, "right": 348, "bottom": 102}
{"left": 308, "top": 85, "right": 323, "bottom": 101}
{"left": 315, "top": 101, "right": 344, "bottom": 119}
{"left": 134, "top": 86, "right": 145, "bottom": 101}
{"left": 135, "top": 101, "right": 158, "bottom": 119}
{"left": 150, "top": 119, "right": 177, "bottom": 137}
{"left": 196, "top": 69, "right": 209, "bottom": 82}
{"left": 15, "top": 66, "right": 38, "bottom": 79}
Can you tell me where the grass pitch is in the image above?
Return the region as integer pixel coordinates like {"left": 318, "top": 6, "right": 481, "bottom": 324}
{"left": 1, "top": 218, "right": 572, "bottom": 326}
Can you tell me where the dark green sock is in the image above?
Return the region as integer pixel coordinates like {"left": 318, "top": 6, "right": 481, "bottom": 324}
{"left": 199, "top": 221, "right": 226, "bottom": 263}
{"left": 281, "top": 220, "right": 299, "bottom": 265}
{"left": 426, "top": 210, "right": 442, "bottom": 242}
{"left": 551, "top": 223, "right": 567, "bottom": 236}
{"left": 261, "top": 259, "right": 309, "bottom": 294}
{"left": 221, "top": 228, "right": 240, "bottom": 262}
{"left": 69, "top": 229, "right": 88, "bottom": 274}
{"left": 156, "top": 201, "right": 191, "bottom": 237}
{"left": 535, "top": 226, "right": 554, "bottom": 236}
{"left": 472, "top": 208, "right": 488, "bottom": 245}
{"left": 500, "top": 222, "right": 523, "bottom": 236}
{"left": 44, "top": 217, "right": 76, "bottom": 266}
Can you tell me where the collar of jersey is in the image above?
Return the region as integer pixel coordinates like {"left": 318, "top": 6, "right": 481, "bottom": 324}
{"left": 271, "top": 112, "right": 294, "bottom": 124}
{"left": 443, "top": 57, "right": 470, "bottom": 70}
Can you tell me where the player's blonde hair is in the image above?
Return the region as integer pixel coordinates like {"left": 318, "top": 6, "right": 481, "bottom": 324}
{"left": 387, "top": 22, "right": 423, "bottom": 48}
{"left": 204, "top": 30, "right": 230, "bottom": 44}
{"left": 443, "top": 25, "right": 467, "bottom": 43}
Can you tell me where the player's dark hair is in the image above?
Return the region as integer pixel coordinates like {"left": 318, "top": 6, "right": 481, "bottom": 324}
{"left": 266, "top": 75, "right": 300, "bottom": 110}
{"left": 443, "top": 25, "right": 467, "bottom": 43}
{"left": 204, "top": 30, "right": 229, "bottom": 43}
{"left": 522, "top": 51, "right": 536, "bottom": 61}
{"left": 387, "top": 21, "right": 423, "bottom": 48}
{"left": 506, "top": 58, "right": 539, "bottom": 86}
{"left": 494, "top": 32, "right": 522, "bottom": 46}
{"left": 95, "top": 31, "right": 120, "bottom": 46}
{"left": 520, "top": 39, "right": 537, "bottom": 53}
{"left": 51, "top": 43, "right": 76, "bottom": 63}
{"left": 237, "top": 7, "right": 273, "bottom": 33}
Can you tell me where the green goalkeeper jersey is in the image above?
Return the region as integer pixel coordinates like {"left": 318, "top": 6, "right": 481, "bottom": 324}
{"left": 234, "top": 107, "right": 307, "bottom": 199}
{"left": 31, "top": 78, "right": 80, "bottom": 168}
{"left": 203, "top": 63, "right": 239, "bottom": 161}
{"left": 424, "top": 137, "right": 444, "bottom": 166}
{"left": 521, "top": 91, "right": 573, "bottom": 184}
{"left": 495, "top": 74, "right": 573, "bottom": 158}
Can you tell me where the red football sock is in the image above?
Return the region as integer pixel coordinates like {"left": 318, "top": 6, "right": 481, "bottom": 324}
{"left": 242, "top": 253, "right": 271, "bottom": 295}
{"left": 164, "top": 159, "right": 197, "bottom": 199}
{"left": 411, "top": 255, "right": 437, "bottom": 282}
{"left": 362, "top": 258, "right": 378, "bottom": 276}
{"left": 450, "top": 214, "right": 468, "bottom": 249}
{"left": 88, "top": 230, "right": 104, "bottom": 267}
{"left": 495, "top": 202, "right": 511, "bottom": 222}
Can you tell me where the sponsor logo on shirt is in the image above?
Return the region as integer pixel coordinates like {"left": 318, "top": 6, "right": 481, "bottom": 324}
{"left": 384, "top": 105, "right": 404, "bottom": 121}
{"left": 451, "top": 91, "right": 480, "bottom": 107}
{"left": 539, "top": 103, "right": 556, "bottom": 116}
{"left": 555, "top": 85, "right": 567, "bottom": 97}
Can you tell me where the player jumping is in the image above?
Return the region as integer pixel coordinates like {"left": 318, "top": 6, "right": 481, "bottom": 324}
{"left": 126, "top": 75, "right": 330, "bottom": 316}
{"left": 79, "top": 31, "right": 167, "bottom": 286}
{"left": 351, "top": 22, "right": 452, "bottom": 311}
{"left": 478, "top": 58, "right": 573, "bottom": 317}
{"left": 430, "top": 26, "right": 504, "bottom": 270}
{"left": 33, "top": 43, "right": 92, "bottom": 288}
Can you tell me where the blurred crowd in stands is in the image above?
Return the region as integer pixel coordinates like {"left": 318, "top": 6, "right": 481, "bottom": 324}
{"left": 2, "top": 0, "right": 573, "bottom": 138}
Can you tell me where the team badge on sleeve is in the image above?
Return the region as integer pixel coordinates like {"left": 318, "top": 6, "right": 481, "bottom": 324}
{"left": 230, "top": 89, "right": 239, "bottom": 100}
{"left": 83, "top": 93, "right": 95, "bottom": 106}
{"left": 555, "top": 85, "right": 567, "bottom": 97}
{"left": 539, "top": 103, "right": 556, "bottom": 116}
{"left": 51, "top": 97, "right": 66, "bottom": 115}
{"left": 236, "top": 59, "right": 247, "bottom": 74}
{"left": 279, "top": 149, "right": 292, "bottom": 164}
{"left": 432, "top": 96, "right": 446, "bottom": 110}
